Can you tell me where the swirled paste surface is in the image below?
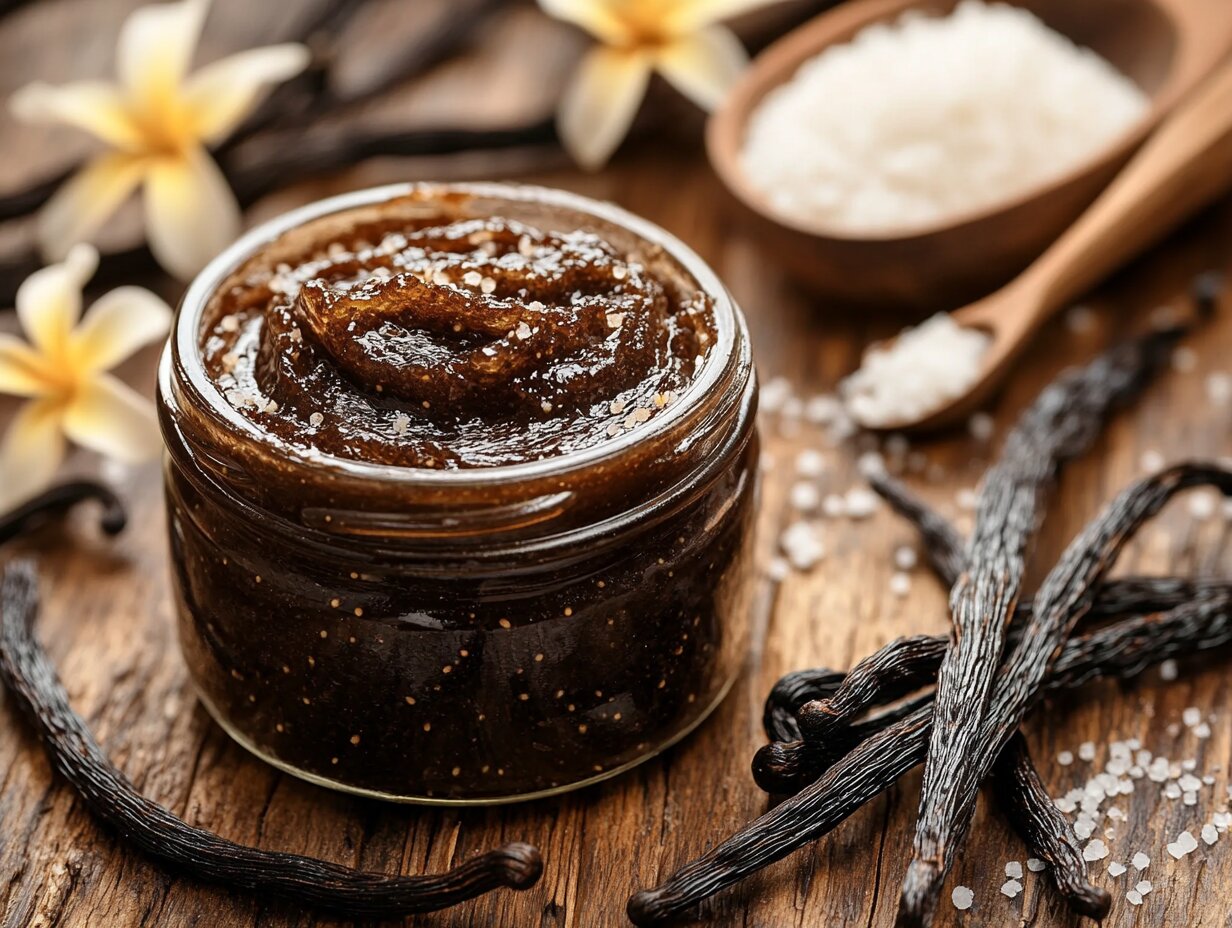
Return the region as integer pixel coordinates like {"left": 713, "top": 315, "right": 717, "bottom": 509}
{"left": 201, "top": 206, "right": 714, "bottom": 468}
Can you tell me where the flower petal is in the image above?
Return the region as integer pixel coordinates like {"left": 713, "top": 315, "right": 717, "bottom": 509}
{"left": 35, "top": 153, "right": 147, "bottom": 263}
{"left": 61, "top": 373, "right": 161, "bottom": 464}
{"left": 558, "top": 46, "right": 651, "bottom": 170}
{"left": 183, "top": 44, "right": 311, "bottom": 144}
{"left": 537, "top": 0, "right": 631, "bottom": 44}
{"left": 71, "top": 286, "right": 173, "bottom": 374}
{"left": 0, "top": 335, "right": 58, "bottom": 398}
{"left": 117, "top": 0, "right": 209, "bottom": 111}
{"left": 653, "top": 27, "right": 748, "bottom": 111}
{"left": 142, "top": 147, "right": 241, "bottom": 280}
{"left": 0, "top": 397, "right": 67, "bottom": 513}
{"left": 664, "top": 0, "right": 785, "bottom": 32}
{"left": 9, "top": 80, "right": 144, "bottom": 150}
{"left": 14, "top": 244, "right": 99, "bottom": 359}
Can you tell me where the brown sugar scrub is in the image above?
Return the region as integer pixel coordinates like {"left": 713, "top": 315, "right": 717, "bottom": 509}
{"left": 159, "top": 183, "right": 759, "bottom": 803}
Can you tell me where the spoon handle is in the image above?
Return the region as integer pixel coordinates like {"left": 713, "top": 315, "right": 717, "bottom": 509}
{"left": 1020, "top": 55, "right": 1232, "bottom": 313}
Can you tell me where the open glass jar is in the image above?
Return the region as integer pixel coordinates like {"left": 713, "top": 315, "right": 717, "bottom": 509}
{"left": 159, "top": 183, "right": 758, "bottom": 804}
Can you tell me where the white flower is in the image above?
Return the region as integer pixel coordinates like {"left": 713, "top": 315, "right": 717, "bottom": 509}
{"left": 540, "top": 0, "right": 781, "bottom": 169}
{"left": 9, "top": 0, "right": 310, "bottom": 280}
{"left": 0, "top": 245, "right": 172, "bottom": 511}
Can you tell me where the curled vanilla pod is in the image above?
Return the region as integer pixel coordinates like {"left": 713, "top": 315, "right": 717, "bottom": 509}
{"left": 0, "top": 484, "right": 542, "bottom": 917}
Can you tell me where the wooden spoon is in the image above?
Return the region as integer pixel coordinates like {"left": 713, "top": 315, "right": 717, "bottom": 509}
{"left": 865, "top": 53, "right": 1232, "bottom": 432}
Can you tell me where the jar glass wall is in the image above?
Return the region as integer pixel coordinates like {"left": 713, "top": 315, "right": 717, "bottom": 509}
{"left": 160, "top": 183, "right": 759, "bottom": 804}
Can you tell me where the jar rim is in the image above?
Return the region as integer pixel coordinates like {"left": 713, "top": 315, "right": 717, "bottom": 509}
{"left": 169, "top": 181, "right": 746, "bottom": 489}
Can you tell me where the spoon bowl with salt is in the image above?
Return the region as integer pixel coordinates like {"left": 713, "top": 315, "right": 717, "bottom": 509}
{"left": 708, "top": 0, "right": 1232, "bottom": 312}
{"left": 848, "top": 51, "right": 1232, "bottom": 432}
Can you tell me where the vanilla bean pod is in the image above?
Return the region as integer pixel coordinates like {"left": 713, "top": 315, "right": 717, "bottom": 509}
{"left": 0, "top": 496, "right": 543, "bottom": 917}
{"left": 994, "top": 733, "right": 1110, "bottom": 920}
{"left": 0, "top": 481, "right": 125, "bottom": 544}
{"left": 628, "top": 590, "right": 1232, "bottom": 925}
{"left": 898, "top": 463, "right": 1232, "bottom": 926}
{"left": 754, "top": 573, "right": 1227, "bottom": 744}
{"left": 756, "top": 579, "right": 1232, "bottom": 795}
{"left": 868, "top": 473, "right": 965, "bottom": 584}
{"left": 901, "top": 329, "right": 1180, "bottom": 928}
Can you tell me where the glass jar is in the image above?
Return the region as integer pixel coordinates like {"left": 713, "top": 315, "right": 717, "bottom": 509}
{"left": 159, "top": 183, "right": 758, "bottom": 804}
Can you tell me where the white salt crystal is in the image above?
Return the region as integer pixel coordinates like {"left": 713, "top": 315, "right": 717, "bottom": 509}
{"left": 795, "top": 449, "right": 827, "bottom": 477}
{"left": 1194, "top": 722, "right": 1212, "bottom": 740}
{"left": 894, "top": 546, "right": 919, "bottom": 571}
{"left": 1202, "top": 824, "right": 1218, "bottom": 845}
{"left": 1173, "top": 346, "right": 1199, "bottom": 373}
{"left": 804, "top": 394, "right": 843, "bottom": 424}
{"left": 1183, "top": 707, "right": 1203, "bottom": 727}
{"left": 1140, "top": 449, "right": 1165, "bottom": 473}
{"left": 845, "top": 487, "right": 880, "bottom": 519}
{"left": 1082, "top": 839, "right": 1109, "bottom": 861}
{"left": 1206, "top": 371, "right": 1232, "bottom": 406}
{"left": 781, "top": 522, "right": 826, "bottom": 570}
{"left": 1074, "top": 820, "right": 1094, "bottom": 840}
{"left": 761, "top": 377, "right": 792, "bottom": 413}
{"left": 842, "top": 314, "right": 992, "bottom": 427}
{"left": 951, "top": 885, "right": 974, "bottom": 910}
{"left": 1058, "top": 750, "right": 1074, "bottom": 766}
{"left": 1136, "top": 880, "right": 1153, "bottom": 896}
{"left": 1188, "top": 492, "right": 1218, "bottom": 521}
{"left": 1107, "top": 861, "right": 1126, "bottom": 877}
{"left": 821, "top": 494, "right": 847, "bottom": 518}
{"left": 889, "top": 572, "right": 912, "bottom": 598}
{"left": 999, "top": 879, "right": 1023, "bottom": 898}
{"left": 1126, "top": 890, "right": 1143, "bottom": 906}
{"left": 1132, "top": 852, "right": 1150, "bottom": 870}
{"left": 857, "top": 450, "right": 887, "bottom": 477}
{"left": 1159, "top": 659, "right": 1179, "bottom": 681}
{"left": 740, "top": 0, "right": 1148, "bottom": 234}
{"left": 790, "top": 481, "right": 822, "bottom": 512}
{"left": 1005, "top": 861, "right": 1023, "bottom": 880}
{"left": 967, "top": 412, "right": 995, "bottom": 442}
{"left": 1026, "top": 858, "right": 1046, "bottom": 872}
{"left": 1078, "top": 741, "right": 1096, "bottom": 762}
{"left": 1178, "top": 830, "right": 1199, "bottom": 853}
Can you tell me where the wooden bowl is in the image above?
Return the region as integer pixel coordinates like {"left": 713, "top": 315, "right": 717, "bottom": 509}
{"left": 707, "top": 0, "right": 1232, "bottom": 313}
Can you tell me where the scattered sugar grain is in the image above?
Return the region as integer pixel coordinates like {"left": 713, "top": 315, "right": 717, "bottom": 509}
{"left": 1188, "top": 491, "right": 1218, "bottom": 521}
{"left": 999, "top": 879, "right": 1023, "bottom": 899}
{"left": 1202, "top": 823, "right": 1218, "bottom": 845}
{"left": 951, "top": 886, "right": 974, "bottom": 911}
{"left": 1126, "top": 890, "right": 1143, "bottom": 906}
{"left": 1206, "top": 371, "right": 1231, "bottom": 405}
{"left": 1082, "top": 839, "right": 1109, "bottom": 861}
{"left": 1079, "top": 741, "right": 1096, "bottom": 762}
{"left": 795, "top": 449, "right": 827, "bottom": 477}
{"left": 894, "top": 545, "right": 919, "bottom": 570}
{"left": 1026, "top": 858, "right": 1046, "bottom": 872}
{"left": 1004, "top": 861, "right": 1023, "bottom": 880}
{"left": 790, "top": 481, "right": 822, "bottom": 512}
{"left": 889, "top": 572, "right": 912, "bottom": 597}
{"left": 1107, "top": 861, "right": 1126, "bottom": 877}
{"left": 1140, "top": 449, "right": 1165, "bottom": 473}
{"left": 1172, "top": 346, "right": 1199, "bottom": 373}
{"left": 1135, "top": 880, "right": 1152, "bottom": 896}
{"left": 845, "top": 487, "right": 880, "bottom": 519}
{"left": 1058, "top": 750, "right": 1074, "bottom": 766}
{"left": 781, "top": 522, "right": 826, "bottom": 570}
{"left": 967, "top": 412, "right": 995, "bottom": 442}
{"left": 1159, "top": 659, "right": 1178, "bottom": 682}
{"left": 1132, "top": 852, "right": 1150, "bottom": 870}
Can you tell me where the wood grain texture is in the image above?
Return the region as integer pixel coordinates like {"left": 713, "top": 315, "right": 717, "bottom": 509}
{"left": 1, "top": 2, "right": 1230, "bottom": 927}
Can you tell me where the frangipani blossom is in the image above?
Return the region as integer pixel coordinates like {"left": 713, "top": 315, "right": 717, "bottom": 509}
{"left": 10, "top": 0, "right": 310, "bottom": 280}
{"left": 0, "top": 245, "right": 172, "bottom": 512}
{"left": 539, "top": 0, "right": 780, "bottom": 169}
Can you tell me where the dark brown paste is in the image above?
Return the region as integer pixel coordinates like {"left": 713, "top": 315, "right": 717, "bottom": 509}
{"left": 165, "top": 185, "right": 757, "bottom": 803}
{"left": 200, "top": 207, "right": 714, "bottom": 468}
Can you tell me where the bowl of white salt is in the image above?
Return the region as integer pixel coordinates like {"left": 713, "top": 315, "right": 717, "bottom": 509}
{"left": 708, "top": 0, "right": 1232, "bottom": 311}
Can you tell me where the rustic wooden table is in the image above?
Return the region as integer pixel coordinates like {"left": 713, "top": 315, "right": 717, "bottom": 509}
{"left": 1, "top": 2, "right": 1230, "bottom": 927}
